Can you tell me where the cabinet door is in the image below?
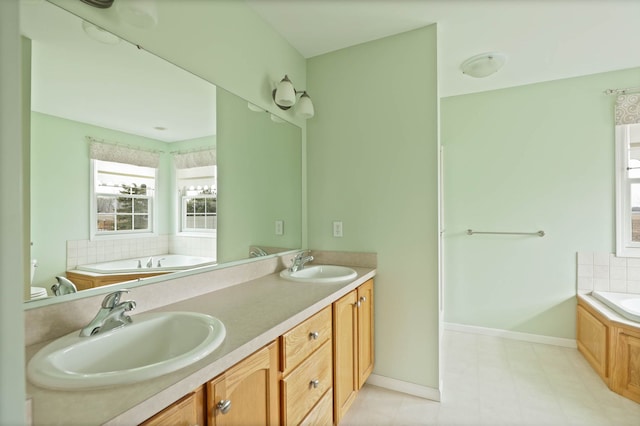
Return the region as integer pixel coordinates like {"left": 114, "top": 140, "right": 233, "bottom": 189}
{"left": 333, "top": 290, "right": 358, "bottom": 424}
{"left": 357, "top": 279, "right": 374, "bottom": 389}
{"left": 576, "top": 304, "right": 608, "bottom": 380}
{"left": 140, "top": 387, "right": 203, "bottom": 426}
{"left": 612, "top": 327, "right": 640, "bottom": 404}
{"left": 208, "top": 342, "right": 279, "bottom": 426}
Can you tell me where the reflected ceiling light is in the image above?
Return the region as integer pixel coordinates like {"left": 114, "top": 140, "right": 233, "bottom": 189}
{"left": 116, "top": 0, "right": 158, "bottom": 29}
{"left": 80, "top": 0, "right": 114, "bottom": 8}
{"left": 461, "top": 52, "right": 507, "bottom": 78}
{"left": 81, "top": 20, "right": 120, "bottom": 44}
{"left": 272, "top": 75, "right": 315, "bottom": 119}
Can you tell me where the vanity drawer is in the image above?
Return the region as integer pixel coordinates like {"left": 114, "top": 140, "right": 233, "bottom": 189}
{"left": 280, "top": 306, "right": 331, "bottom": 373}
{"left": 299, "top": 389, "right": 333, "bottom": 426}
{"left": 281, "top": 340, "right": 332, "bottom": 426}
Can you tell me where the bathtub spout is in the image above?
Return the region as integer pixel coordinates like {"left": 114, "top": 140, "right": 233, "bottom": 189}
{"left": 146, "top": 257, "right": 153, "bottom": 268}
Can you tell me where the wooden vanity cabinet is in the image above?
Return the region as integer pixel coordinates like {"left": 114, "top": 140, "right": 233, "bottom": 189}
{"left": 140, "top": 386, "right": 204, "bottom": 426}
{"left": 66, "top": 270, "right": 170, "bottom": 291}
{"left": 333, "top": 279, "right": 374, "bottom": 424}
{"left": 207, "top": 341, "right": 279, "bottom": 426}
{"left": 280, "top": 306, "right": 333, "bottom": 426}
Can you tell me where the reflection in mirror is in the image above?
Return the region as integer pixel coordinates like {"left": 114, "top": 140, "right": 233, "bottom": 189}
{"left": 22, "top": 1, "right": 302, "bottom": 303}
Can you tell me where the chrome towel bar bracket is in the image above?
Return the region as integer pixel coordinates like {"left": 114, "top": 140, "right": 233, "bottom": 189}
{"left": 466, "top": 229, "right": 545, "bottom": 237}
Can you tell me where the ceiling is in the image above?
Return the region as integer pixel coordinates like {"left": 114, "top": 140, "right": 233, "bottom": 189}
{"left": 246, "top": 0, "right": 640, "bottom": 97}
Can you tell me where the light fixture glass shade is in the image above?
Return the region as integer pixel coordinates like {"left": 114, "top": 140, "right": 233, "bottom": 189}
{"left": 116, "top": 0, "right": 158, "bottom": 29}
{"left": 295, "top": 92, "right": 314, "bottom": 119}
{"left": 461, "top": 52, "right": 506, "bottom": 78}
{"left": 274, "top": 75, "right": 296, "bottom": 107}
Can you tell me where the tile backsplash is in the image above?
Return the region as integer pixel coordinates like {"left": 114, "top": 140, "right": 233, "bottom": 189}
{"left": 577, "top": 252, "right": 640, "bottom": 294}
{"left": 66, "top": 235, "right": 215, "bottom": 270}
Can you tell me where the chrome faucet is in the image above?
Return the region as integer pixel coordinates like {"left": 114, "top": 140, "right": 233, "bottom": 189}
{"left": 156, "top": 257, "right": 166, "bottom": 267}
{"left": 51, "top": 276, "right": 78, "bottom": 296}
{"left": 289, "top": 251, "right": 314, "bottom": 272}
{"left": 250, "top": 247, "right": 268, "bottom": 258}
{"left": 146, "top": 257, "right": 153, "bottom": 268}
{"left": 79, "top": 290, "right": 136, "bottom": 337}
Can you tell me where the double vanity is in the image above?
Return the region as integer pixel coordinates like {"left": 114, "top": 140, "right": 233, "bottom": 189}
{"left": 24, "top": 251, "right": 376, "bottom": 425}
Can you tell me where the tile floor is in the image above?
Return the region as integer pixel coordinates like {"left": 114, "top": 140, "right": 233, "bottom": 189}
{"left": 340, "top": 330, "right": 640, "bottom": 425}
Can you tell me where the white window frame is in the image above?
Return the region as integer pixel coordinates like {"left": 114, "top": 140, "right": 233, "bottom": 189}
{"left": 181, "top": 194, "right": 216, "bottom": 234}
{"left": 615, "top": 124, "right": 640, "bottom": 257}
{"left": 90, "top": 159, "right": 158, "bottom": 240}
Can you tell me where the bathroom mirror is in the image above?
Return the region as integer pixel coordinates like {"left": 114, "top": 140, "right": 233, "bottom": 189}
{"left": 22, "top": 1, "right": 302, "bottom": 303}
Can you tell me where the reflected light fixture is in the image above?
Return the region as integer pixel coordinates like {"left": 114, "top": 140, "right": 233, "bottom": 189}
{"left": 461, "top": 52, "right": 507, "bottom": 78}
{"left": 80, "top": 0, "right": 114, "bottom": 8}
{"left": 116, "top": 0, "right": 159, "bottom": 29}
{"left": 272, "top": 75, "right": 314, "bottom": 119}
{"left": 82, "top": 20, "right": 120, "bottom": 44}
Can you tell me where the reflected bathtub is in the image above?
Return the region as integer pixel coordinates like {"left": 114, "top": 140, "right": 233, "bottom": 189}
{"left": 77, "top": 255, "right": 216, "bottom": 274}
{"left": 592, "top": 291, "right": 640, "bottom": 323}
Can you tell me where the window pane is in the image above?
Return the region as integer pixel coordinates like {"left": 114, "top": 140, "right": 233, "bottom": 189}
{"left": 97, "top": 214, "right": 115, "bottom": 231}
{"left": 116, "top": 197, "right": 134, "bottom": 213}
{"left": 134, "top": 198, "right": 149, "bottom": 213}
{"left": 206, "top": 199, "right": 216, "bottom": 213}
{"left": 117, "top": 215, "right": 133, "bottom": 230}
{"left": 133, "top": 215, "right": 149, "bottom": 230}
{"left": 632, "top": 183, "right": 640, "bottom": 242}
{"left": 97, "top": 196, "right": 116, "bottom": 213}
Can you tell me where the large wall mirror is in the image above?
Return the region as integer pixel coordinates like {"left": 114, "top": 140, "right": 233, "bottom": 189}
{"left": 22, "top": 0, "right": 302, "bottom": 304}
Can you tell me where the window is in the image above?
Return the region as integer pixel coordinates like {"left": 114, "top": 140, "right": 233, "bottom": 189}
{"left": 91, "top": 159, "right": 157, "bottom": 237}
{"left": 176, "top": 165, "right": 216, "bottom": 234}
{"left": 616, "top": 123, "right": 640, "bottom": 256}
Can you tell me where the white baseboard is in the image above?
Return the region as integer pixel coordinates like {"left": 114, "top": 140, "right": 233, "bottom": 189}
{"left": 444, "top": 322, "right": 577, "bottom": 348}
{"left": 366, "top": 374, "right": 441, "bottom": 402}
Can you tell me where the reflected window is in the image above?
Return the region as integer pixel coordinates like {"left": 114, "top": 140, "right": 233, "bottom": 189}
{"left": 176, "top": 165, "right": 216, "bottom": 234}
{"left": 92, "top": 160, "right": 156, "bottom": 236}
{"left": 616, "top": 123, "right": 640, "bottom": 255}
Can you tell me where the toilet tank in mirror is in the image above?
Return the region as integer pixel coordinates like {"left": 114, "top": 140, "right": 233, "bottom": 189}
{"left": 22, "top": 1, "right": 302, "bottom": 301}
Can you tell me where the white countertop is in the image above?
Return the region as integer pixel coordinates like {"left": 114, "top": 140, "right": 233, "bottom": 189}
{"left": 25, "top": 266, "right": 376, "bottom": 425}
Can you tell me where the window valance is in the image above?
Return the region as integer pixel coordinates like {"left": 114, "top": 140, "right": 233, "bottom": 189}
{"left": 88, "top": 137, "right": 161, "bottom": 168}
{"left": 615, "top": 94, "right": 640, "bottom": 125}
{"left": 172, "top": 149, "right": 216, "bottom": 169}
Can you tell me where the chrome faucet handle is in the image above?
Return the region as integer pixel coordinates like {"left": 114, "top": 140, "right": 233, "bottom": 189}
{"left": 101, "top": 289, "right": 130, "bottom": 309}
{"left": 137, "top": 259, "right": 142, "bottom": 268}
{"left": 156, "top": 258, "right": 166, "bottom": 268}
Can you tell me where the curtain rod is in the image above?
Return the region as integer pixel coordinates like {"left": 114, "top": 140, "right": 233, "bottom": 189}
{"left": 86, "top": 136, "right": 165, "bottom": 154}
{"left": 170, "top": 146, "right": 215, "bottom": 155}
{"left": 603, "top": 86, "right": 640, "bottom": 96}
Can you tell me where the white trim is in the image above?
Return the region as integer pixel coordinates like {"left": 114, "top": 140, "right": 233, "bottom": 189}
{"left": 444, "top": 322, "right": 577, "bottom": 348}
{"left": 366, "top": 374, "right": 441, "bottom": 401}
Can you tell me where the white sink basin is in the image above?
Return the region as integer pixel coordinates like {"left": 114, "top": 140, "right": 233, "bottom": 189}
{"left": 27, "top": 311, "right": 225, "bottom": 390}
{"left": 280, "top": 265, "right": 357, "bottom": 284}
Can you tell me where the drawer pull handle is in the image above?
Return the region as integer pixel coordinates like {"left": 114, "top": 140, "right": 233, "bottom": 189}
{"left": 217, "top": 399, "right": 232, "bottom": 414}
{"left": 309, "top": 331, "right": 319, "bottom": 340}
{"left": 310, "top": 379, "right": 320, "bottom": 389}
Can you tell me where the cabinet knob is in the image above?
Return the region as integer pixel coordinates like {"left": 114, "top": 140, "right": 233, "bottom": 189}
{"left": 310, "top": 379, "right": 320, "bottom": 389}
{"left": 359, "top": 296, "right": 367, "bottom": 303}
{"left": 309, "top": 331, "right": 319, "bottom": 340}
{"left": 354, "top": 300, "right": 361, "bottom": 308}
{"left": 216, "top": 399, "right": 232, "bottom": 414}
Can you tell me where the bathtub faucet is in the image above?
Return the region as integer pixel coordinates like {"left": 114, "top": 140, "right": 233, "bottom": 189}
{"left": 146, "top": 257, "right": 153, "bottom": 268}
{"left": 156, "top": 258, "right": 166, "bottom": 268}
{"left": 79, "top": 289, "right": 136, "bottom": 337}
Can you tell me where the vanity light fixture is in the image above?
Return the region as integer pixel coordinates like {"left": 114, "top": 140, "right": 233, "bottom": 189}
{"left": 461, "top": 52, "right": 507, "bottom": 78}
{"left": 82, "top": 20, "right": 120, "bottom": 44}
{"left": 272, "top": 75, "right": 315, "bottom": 119}
{"left": 80, "top": 0, "right": 114, "bottom": 8}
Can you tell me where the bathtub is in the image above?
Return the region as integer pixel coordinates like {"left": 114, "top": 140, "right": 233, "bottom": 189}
{"left": 591, "top": 291, "right": 640, "bottom": 323}
{"left": 77, "top": 254, "right": 216, "bottom": 274}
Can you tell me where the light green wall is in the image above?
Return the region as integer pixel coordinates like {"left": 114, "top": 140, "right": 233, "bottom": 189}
{"left": 442, "top": 67, "right": 640, "bottom": 338}
{"left": 30, "top": 112, "right": 175, "bottom": 287}
{"left": 307, "top": 26, "right": 440, "bottom": 389}
{"left": 217, "top": 89, "right": 302, "bottom": 262}
{"left": 1, "top": 2, "right": 26, "bottom": 423}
